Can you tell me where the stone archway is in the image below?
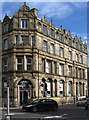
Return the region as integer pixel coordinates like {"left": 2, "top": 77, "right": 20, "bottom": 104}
{"left": 18, "top": 79, "right": 33, "bottom": 106}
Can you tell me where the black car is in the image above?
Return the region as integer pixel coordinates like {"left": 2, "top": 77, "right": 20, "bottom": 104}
{"left": 85, "top": 98, "right": 89, "bottom": 110}
{"left": 23, "top": 99, "right": 58, "bottom": 112}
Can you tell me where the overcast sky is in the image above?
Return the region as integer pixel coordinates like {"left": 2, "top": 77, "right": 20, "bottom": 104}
{"left": 1, "top": 2, "right": 87, "bottom": 44}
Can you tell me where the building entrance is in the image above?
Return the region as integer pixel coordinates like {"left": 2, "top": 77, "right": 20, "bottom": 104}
{"left": 18, "top": 79, "right": 32, "bottom": 106}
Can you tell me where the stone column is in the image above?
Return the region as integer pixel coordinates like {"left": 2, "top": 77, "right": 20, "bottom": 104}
{"left": 18, "top": 34, "right": 21, "bottom": 44}
{"left": 64, "top": 80, "right": 68, "bottom": 97}
{"left": 73, "top": 81, "right": 76, "bottom": 97}
{"left": 14, "top": 55, "right": 17, "bottom": 71}
{"left": 17, "top": 85, "right": 20, "bottom": 107}
{"left": 24, "top": 55, "right": 26, "bottom": 70}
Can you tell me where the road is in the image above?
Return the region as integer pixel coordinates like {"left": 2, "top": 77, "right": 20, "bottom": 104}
{"left": 2, "top": 105, "right": 89, "bottom": 120}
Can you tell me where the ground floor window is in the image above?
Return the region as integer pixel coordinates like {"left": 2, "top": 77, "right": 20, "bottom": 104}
{"left": 68, "top": 81, "right": 72, "bottom": 96}
{"left": 60, "top": 81, "right": 64, "bottom": 97}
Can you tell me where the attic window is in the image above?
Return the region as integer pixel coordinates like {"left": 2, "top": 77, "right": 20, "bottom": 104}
{"left": 21, "top": 20, "right": 28, "bottom": 28}
{"left": 4, "top": 23, "right": 8, "bottom": 32}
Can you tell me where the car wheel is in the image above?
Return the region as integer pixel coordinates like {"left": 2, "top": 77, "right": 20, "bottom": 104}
{"left": 32, "top": 107, "right": 38, "bottom": 112}
{"left": 85, "top": 106, "right": 88, "bottom": 110}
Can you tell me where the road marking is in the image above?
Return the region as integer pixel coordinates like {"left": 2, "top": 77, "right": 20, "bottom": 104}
{"left": 44, "top": 116, "right": 62, "bottom": 118}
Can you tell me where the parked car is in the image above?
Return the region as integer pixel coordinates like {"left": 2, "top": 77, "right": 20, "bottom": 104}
{"left": 23, "top": 99, "right": 58, "bottom": 112}
{"left": 76, "top": 98, "right": 86, "bottom": 106}
{"left": 85, "top": 98, "right": 89, "bottom": 109}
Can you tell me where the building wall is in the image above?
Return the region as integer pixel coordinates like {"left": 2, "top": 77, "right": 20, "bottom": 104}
{"left": 2, "top": 3, "right": 88, "bottom": 106}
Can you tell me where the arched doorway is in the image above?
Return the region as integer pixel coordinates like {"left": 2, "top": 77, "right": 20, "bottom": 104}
{"left": 18, "top": 79, "right": 33, "bottom": 106}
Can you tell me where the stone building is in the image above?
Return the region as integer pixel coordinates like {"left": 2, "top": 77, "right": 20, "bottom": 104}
{"left": 2, "top": 3, "right": 88, "bottom": 106}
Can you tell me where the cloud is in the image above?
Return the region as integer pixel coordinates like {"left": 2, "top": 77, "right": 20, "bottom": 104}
{"left": 27, "top": 2, "right": 73, "bottom": 19}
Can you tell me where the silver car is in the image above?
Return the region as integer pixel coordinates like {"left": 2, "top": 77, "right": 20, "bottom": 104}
{"left": 76, "top": 98, "right": 86, "bottom": 106}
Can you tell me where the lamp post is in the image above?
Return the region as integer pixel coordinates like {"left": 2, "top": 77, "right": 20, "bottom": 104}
{"left": 6, "top": 87, "right": 10, "bottom": 120}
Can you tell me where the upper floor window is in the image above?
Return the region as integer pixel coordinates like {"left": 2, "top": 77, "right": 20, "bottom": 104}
{"left": 4, "top": 39, "right": 8, "bottom": 50}
{"left": 4, "top": 23, "right": 8, "bottom": 32}
{"left": 60, "top": 47, "right": 63, "bottom": 57}
{"left": 50, "top": 43, "right": 54, "bottom": 54}
{"left": 65, "top": 36, "right": 67, "bottom": 39}
{"left": 76, "top": 53, "right": 78, "bottom": 62}
{"left": 21, "top": 36, "right": 28, "bottom": 43}
{"left": 32, "top": 36, "right": 35, "bottom": 47}
{"left": 83, "top": 69, "right": 85, "bottom": 79}
{"left": 54, "top": 62, "right": 57, "bottom": 74}
{"left": 43, "top": 40, "right": 47, "bottom": 52}
{"left": 59, "top": 64, "right": 63, "bottom": 76}
{"left": 4, "top": 59, "right": 8, "bottom": 72}
{"left": 46, "top": 60, "right": 51, "bottom": 73}
{"left": 15, "top": 36, "right": 18, "bottom": 47}
{"left": 17, "top": 57, "right": 23, "bottom": 71}
{"left": 75, "top": 42, "right": 78, "bottom": 49}
{"left": 60, "top": 34, "right": 62, "bottom": 42}
{"left": 80, "top": 44, "right": 82, "bottom": 51}
{"left": 21, "top": 20, "right": 28, "bottom": 28}
{"left": 78, "top": 68, "right": 81, "bottom": 78}
{"left": 50, "top": 29, "right": 53, "bottom": 37}
{"left": 26, "top": 57, "right": 32, "bottom": 71}
{"left": 43, "top": 25, "right": 47, "bottom": 35}
{"left": 68, "top": 66, "right": 72, "bottom": 77}
{"left": 80, "top": 55, "right": 82, "bottom": 63}
{"left": 68, "top": 38, "right": 71, "bottom": 46}
{"left": 69, "top": 51, "right": 72, "bottom": 60}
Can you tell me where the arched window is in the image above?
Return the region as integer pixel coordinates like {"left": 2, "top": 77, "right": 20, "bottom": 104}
{"left": 78, "top": 82, "right": 81, "bottom": 96}
{"left": 41, "top": 78, "right": 46, "bottom": 97}
{"left": 68, "top": 81, "right": 72, "bottom": 96}
{"left": 59, "top": 80, "right": 64, "bottom": 97}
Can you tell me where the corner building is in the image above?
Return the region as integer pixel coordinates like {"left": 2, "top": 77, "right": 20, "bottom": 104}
{"left": 2, "top": 3, "right": 88, "bottom": 106}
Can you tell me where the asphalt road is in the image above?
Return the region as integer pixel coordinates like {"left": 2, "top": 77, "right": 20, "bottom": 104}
{"left": 2, "top": 105, "right": 89, "bottom": 120}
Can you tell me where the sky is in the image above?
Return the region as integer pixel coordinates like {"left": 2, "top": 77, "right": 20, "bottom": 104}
{"left": 1, "top": 2, "right": 87, "bottom": 43}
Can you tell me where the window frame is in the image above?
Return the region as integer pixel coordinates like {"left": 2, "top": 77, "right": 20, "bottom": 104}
{"left": 26, "top": 57, "right": 32, "bottom": 71}
{"left": 69, "top": 51, "right": 72, "bottom": 60}
{"left": 50, "top": 43, "right": 54, "bottom": 54}
{"left": 43, "top": 40, "right": 47, "bottom": 52}
{"left": 4, "top": 59, "right": 8, "bottom": 72}
{"left": 43, "top": 25, "right": 47, "bottom": 35}
{"left": 59, "top": 64, "right": 63, "bottom": 76}
{"left": 17, "top": 57, "right": 23, "bottom": 71}
{"left": 4, "top": 39, "right": 8, "bottom": 50}
{"left": 21, "top": 19, "right": 28, "bottom": 29}
{"left": 60, "top": 47, "right": 63, "bottom": 58}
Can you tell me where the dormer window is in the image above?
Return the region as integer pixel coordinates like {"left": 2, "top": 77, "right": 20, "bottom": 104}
{"left": 4, "top": 23, "right": 8, "bottom": 32}
{"left": 68, "top": 38, "right": 71, "bottom": 46}
{"left": 50, "top": 29, "right": 53, "bottom": 37}
{"left": 60, "top": 34, "right": 62, "bottom": 42}
{"left": 80, "top": 44, "right": 82, "bottom": 51}
{"left": 21, "top": 20, "right": 28, "bottom": 28}
{"left": 75, "top": 42, "right": 78, "bottom": 49}
{"left": 43, "top": 25, "right": 47, "bottom": 35}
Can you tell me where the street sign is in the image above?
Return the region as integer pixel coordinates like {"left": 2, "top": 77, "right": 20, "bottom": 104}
{"left": 20, "top": 88, "right": 24, "bottom": 93}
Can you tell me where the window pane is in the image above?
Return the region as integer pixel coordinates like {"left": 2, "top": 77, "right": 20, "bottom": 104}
{"left": 21, "top": 20, "right": 28, "bottom": 28}
{"left": 68, "top": 39, "right": 71, "bottom": 46}
{"left": 50, "top": 43, "right": 54, "bottom": 54}
{"left": 43, "top": 25, "right": 47, "bottom": 34}
{"left": 15, "top": 36, "right": 18, "bottom": 46}
{"left": 21, "top": 36, "right": 28, "bottom": 42}
{"left": 32, "top": 36, "right": 35, "bottom": 47}
{"left": 60, "top": 47, "right": 63, "bottom": 57}
{"left": 59, "top": 64, "right": 63, "bottom": 75}
{"left": 60, "top": 34, "right": 62, "bottom": 41}
{"left": 50, "top": 29, "right": 53, "bottom": 37}
{"left": 4, "top": 39, "right": 8, "bottom": 50}
{"left": 43, "top": 40, "right": 47, "bottom": 52}
{"left": 75, "top": 42, "right": 78, "bottom": 49}
{"left": 69, "top": 51, "right": 71, "bottom": 60}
